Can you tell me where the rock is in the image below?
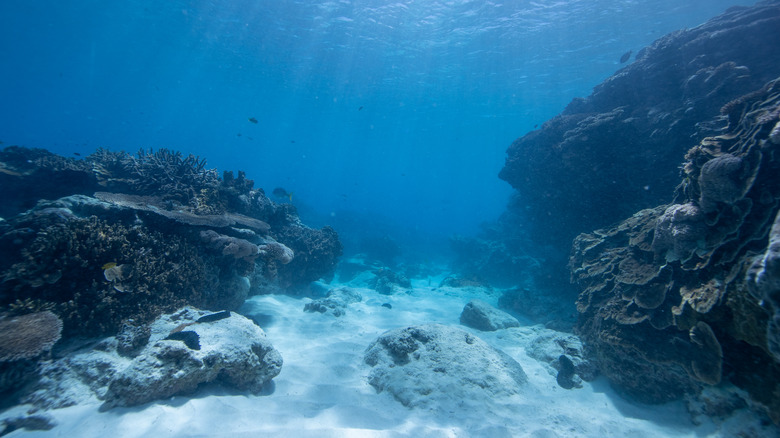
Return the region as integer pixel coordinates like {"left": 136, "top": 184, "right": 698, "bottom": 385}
{"left": 459, "top": 300, "right": 520, "bottom": 331}
{"left": 525, "top": 331, "right": 597, "bottom": 389}
{"left": 0, "top": 414, "right": 56, "bottom": 435}
{"left": 303, "top": 287, "right": 363, "bottom": 317}
{"left": 364, "top": 324, "right": 528, "bottom": 410}
{"left": 102, "top": 307, "right": 282, "bottom": 408}
{"left": 369, "top": 268, "right": 411, "bottom": 295}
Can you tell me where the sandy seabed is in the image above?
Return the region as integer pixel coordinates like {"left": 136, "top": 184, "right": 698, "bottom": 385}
{"left": 2, "top": 273, "right": 774, "bottom": 438}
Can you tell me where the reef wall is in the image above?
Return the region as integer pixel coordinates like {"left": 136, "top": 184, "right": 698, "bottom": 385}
{"left": 496, "top": 0, "right": 780, "bottom": 421}
{"left": 499, "top": 1, "right": 780, "bottom": 246}
{"left": 571, "top": 75, "right": 780, "bottom": 421}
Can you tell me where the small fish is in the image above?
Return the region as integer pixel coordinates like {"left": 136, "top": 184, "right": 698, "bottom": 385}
{"left": 73, "top": 152, "right": 81, "bottom": 156}
{"left": 248, "top": 117, "right": 258, "bottom": 124}
{"left": 619, "top": 50, "right": 632, "bottom": 63}
{"left": 533, "top": 124, "right": 539, "bottom": 129}
{"left": 358, "top": 106, "right": 364, "bottom": 111}
{"left": 102, "top": 262, "right": 117, "bottom": 270}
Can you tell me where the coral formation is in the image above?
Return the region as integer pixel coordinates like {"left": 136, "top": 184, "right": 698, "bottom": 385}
{"left": 0, "top": 145, "right": 341, "bottom": 395}
{"left": 499, "top": 2, "right": 780, "bottom": 247}
{"left": 570, "top": 77, "right": 780, "bottom": 420}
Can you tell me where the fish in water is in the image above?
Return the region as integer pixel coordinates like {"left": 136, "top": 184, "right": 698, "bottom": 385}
{"left": 101, "top": 262, "right": 117, "bottom": 270}
{"left": 272, "top": 187, "right": 293, "bottom": 202}
{"left": 248, "top": 117, "right": 258, "bottom": 124}
{"left": 358, "top": 106, "right": 364, "bottom": 111}
{"left": 619, "top": 50, "right": 632, "bottom": 63}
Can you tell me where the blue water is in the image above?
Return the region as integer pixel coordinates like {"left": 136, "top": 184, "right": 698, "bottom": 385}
{"left": 0, "top": 0, "right": 758, "bottom": 248}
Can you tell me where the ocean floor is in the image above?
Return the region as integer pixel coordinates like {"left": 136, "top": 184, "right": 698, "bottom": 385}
{"left": 1, "top": 270, "right": 775, "bottom": 438}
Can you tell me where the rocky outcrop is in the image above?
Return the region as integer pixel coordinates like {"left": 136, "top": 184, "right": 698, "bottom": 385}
{"left": 364, "top": 324, "right": 528, "bottom": 410}
{"left": 0, "top": 147, "right": 341, "bottom": 340}
{"left": 570, "top": 78, "right": 780, "bottom": 421}
{"left": 459, "top": 299, "right": 520, "bottom": 331}
{"left": 499, "top": 1, "right": 780, "bottom": 246}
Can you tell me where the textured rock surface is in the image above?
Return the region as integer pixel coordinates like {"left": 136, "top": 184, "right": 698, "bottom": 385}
{"left": 525, "top": 332, "right": 597, "bottom": 390}
{"left": 304, "top": 287, "right": 362, "bottom": 317}
{"left": 21, "top": 308, "right": 282, "bottom": 410}
{"left": 104, "top": 308, "right": 282, "bottom": 408}
{"left": 747, "top": 209, "right": 780, "bottom": 360}
{"left": 570, "top": 78, "right": 780, "bottom": 421}
{"left": 364, "top": 324, "right": 528, "bottom": 410}
{"left": 459, "top": 299, "right": 520, "bottom": 331}
{"left": 499, "top": 2, "right": 780, "bottom": 246}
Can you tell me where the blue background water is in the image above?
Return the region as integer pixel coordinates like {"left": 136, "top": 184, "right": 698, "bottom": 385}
{"left": 0, "top": 0, "right": 757, "bottom": 253}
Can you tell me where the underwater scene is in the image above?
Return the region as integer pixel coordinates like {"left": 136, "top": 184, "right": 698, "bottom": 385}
{"left": 1, "top": 0, "right": 780, "bottom": 436}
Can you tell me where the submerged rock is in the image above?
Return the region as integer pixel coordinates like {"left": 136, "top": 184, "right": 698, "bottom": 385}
{"left": 364, "top": 324, "right": 528, "bottom": 410}
{"left": 102, "top": 307, "right": 282, "bottom": 408}
{"left": 22, "top": 307, "right": 282, "bottom": 410}
{"left": 303, "top": 287, "right": 362, "bottom": 317}
{"left": 459, "top": 299, "right": 520, "bottom": 331}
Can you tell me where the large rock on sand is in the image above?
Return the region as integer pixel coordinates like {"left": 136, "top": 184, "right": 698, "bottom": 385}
{"left": 102, "top": 307, "right": 282, "bottom": 408}
{"left": 364, "top": 324, "right": 528, "bottom": 410}
{"left": 460, "top": 299, "right": 520, "bottom": 331}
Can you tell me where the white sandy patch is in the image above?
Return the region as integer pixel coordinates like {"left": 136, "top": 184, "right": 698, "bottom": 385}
{"left": 3, "top": 281, "right": 772, "bottom": 437}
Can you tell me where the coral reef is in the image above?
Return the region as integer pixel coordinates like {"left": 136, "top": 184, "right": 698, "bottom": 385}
{"left": 499, "top": 2, "right": 780, "bottom": 247}
{"left": 570, "top": 78, "right": 780, "bottom": 420}
{"left": 0, "top": 145, "right": 341, "bottom": 395}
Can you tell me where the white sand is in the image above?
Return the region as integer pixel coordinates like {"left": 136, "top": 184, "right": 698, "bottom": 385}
{"left": 4, "top": 276, "right": 773, "bottom": 437}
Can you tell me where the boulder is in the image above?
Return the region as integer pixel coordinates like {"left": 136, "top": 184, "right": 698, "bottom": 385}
{"left": 102, "top": 307, "right": 282, "bottom": 408}
{"left": 364, "top": 324, "right": 528, "bottom": 410}
{"left": 459, "top": 299, "right": 520, "bottom": 331}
